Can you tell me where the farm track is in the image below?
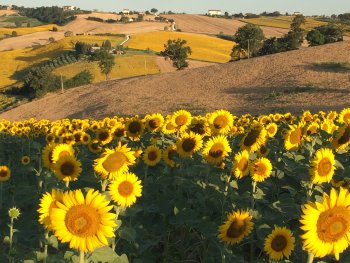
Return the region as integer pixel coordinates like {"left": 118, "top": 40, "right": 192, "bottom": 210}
{"left": 1, "top": 41, "right": 349, "bottom": 121}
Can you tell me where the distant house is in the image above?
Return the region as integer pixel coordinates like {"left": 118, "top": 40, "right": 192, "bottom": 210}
{"left": 122, "top": 9, "right": 130, "bottom": 15}
{"left": 293, "top": 12, "right": 302, "bottom": 16}
{"left": 63, "top": 6, "right": 75, "bottom": 11}
{"left": 5, "top": 5, "right": 12, "bottom": 10}
{"left": 208, "top": 9, "right": 222, "bottom": 16}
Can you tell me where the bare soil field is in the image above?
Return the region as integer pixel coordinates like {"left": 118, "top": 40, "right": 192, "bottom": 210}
{"left": 163, "top": 14, "right": 288, "bottom": 37}
{"left": 0, "top": 10, "right": 18, "bottom": 16}
{"left": 1, "top": 41, "right": 349, "bottom": 121}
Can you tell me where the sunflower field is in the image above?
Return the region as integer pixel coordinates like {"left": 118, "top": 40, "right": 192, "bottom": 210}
{"left": 1, "top": 108, "right": 350, "bottom": 262}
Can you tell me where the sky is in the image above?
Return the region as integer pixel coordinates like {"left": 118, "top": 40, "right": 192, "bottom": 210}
{"left": 2, "top": 0, "right": 350, "bottom": 16}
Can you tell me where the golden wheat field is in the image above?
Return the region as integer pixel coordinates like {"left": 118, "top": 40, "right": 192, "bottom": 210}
{"left": 0, "top": 24, "right": 59, "bottom": 38}
{"left": 53, "top": 54, "right": 160, "bottom": 82}
{"left": 126, "top": 31, "right": 235, "bottom": 63}
{"left": 243, "top": 16, "right": 327, "bottom": 30}
{"left": 0, "top": 35, "right": 125, "bottom": 88}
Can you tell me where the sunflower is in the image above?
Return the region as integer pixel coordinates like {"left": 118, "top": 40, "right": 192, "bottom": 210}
{"left": 240, "top": 125, "right": 267, "bottom": 153}
{"left": 202, "top": 135, "right": 232, "bottom": 164}
{"left": 218, "top": 210, "right": 253, "bottom": 245}
{"left": 208, "top": 110, "right": 233, "bottom": 135}
{"left": 300, "top": 187, "right": 350, "bottom": 260}
{"left": 338, "top": 108, "right": 350, "bottom": 124}
{"left": 332, "top": 125, "right": 350, "bottom": 151}
{"left": 51, "top": 144, "right": 75, "bottom": 164}
{"left": 264, "top": 226, "right": 295, "bottom": 261}
{"left": 0, "top": 165, "right": 11, "bottom": 182}
{"left": 109, "top": 172, "right": 143, "bottom": 207}
{"left": 111, "top": 122, "right": 126, "bottom": 139}
{"left": 53, "top": 155, "right": 82, "bottom": 182}
{"left": 58, "top": 133, "right": 75, "bottom": 145}
{"left": 45, "top": 133, "right": 56, "bottom": 144}
{"left": 309, "top": 148, "right": 336, "bottom": 184}
{"left": 88, "top": 140, "right": 102, "bottom": 154}
{"left": 176, "top": 132, "right": 203, "bottom": 158}
{"left": 94, "top": 142, "right": 136, "bottom": 180}
{"left": 171, "top": 110, "right": 192, "bottom": 133}
{"left": 38, "top": 189, "right": 63, "bottom": 230}
{"left": 188, "top": 116, "right": 211, "bottom": 136}
{"left": 42, "top": 143, "right": 56, "bottom": 169}
{"left": 144, "top": 113, "right": 164, "bottom": 132}
{"left": 125, "top": 116, "right": 145, "bottom": 141}
{"left": 250, "top": 157, "right": 272, "bottom": 182}
{"left": 266, "top": 123, "right": 278, "bottom": 138}
{"left": 162, "top": 145, "right": 178, "bottom": 167}
{"left": 95, "top": 128, "right": 113, "bottom": 145}
{"left": 50, "top": 189, "right": 117, "bottom": 252}
{"left": 80, "top": 132, "right": 91, "bottom": 145}
{"left": 284, "top": 123, "right": 304, "bottom": 151}
{"left": 232, "top": 150, "right": 250, "bottom": 179}
{"left": 21, "top": 155, "right": 31, "bottom": 165}
{"left": 320, "top": 119, "right": 337, "bottom": 134}
{"left": 143, "top": 145, "right": 162, "bottom": 166}
{"left": 258, "top": 144, "right": 270, "bottom": 157}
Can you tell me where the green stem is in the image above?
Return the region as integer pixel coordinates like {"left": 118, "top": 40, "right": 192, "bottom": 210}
{"left": 224, "top": 175, "right": 232, "bottom": 193}
{"left": 0, "top": 182, "right": 3, "bottom": 210}
{"left": 43, "top": 232, "right": 49, "bottom": 263}
{"left": 250, "top": 181, "right": 257, "bottom": 263}
{"left": 307, "top": 252, "right": 314, "bottom": 263}
{"left": 101, "top": 179, "right": 108, "bottom": 192}
{"left": 9, "top": 218, "right": 14, "bottom": 263}
{"left": 79, "top": 250, "right": 85, "bottom": 263}
{"left": 65, "top": 180, "right": 70, "bottom": 189}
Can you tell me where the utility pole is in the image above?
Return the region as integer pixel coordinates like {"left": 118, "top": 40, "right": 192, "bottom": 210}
{"left": 61, "top": 74, "right": 64, "bottom": 93}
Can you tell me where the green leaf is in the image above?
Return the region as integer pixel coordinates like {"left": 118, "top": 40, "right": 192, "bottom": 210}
{"left": 335, "top": 160, "right": 345, "bottom": 170}
{"left": 88, "top": 246, "right": 121, "bottom": 263}
{"left": 35, "top": 251, "right": 47, "bottom": 261}
{"left": 118, "top": 226, "right": 136, "bottom": 242}
{"left": 3, "top": 235, "right": 10, "bottom": 244}
{"left": 64, "top": 251, "right": 75, "bottom": 260}
{"left": 48, "top": 235, "right": 58, "bottom": 249}
{"left": 112, "top": 254, "right": 129, "bottom": 263}
{"left": 174, "top": 206, "right": 180, "bottom": 215}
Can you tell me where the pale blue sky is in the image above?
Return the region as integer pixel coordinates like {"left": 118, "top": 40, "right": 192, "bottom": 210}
{"left": 3, "top": 0, "right": 350, "bottom": 16}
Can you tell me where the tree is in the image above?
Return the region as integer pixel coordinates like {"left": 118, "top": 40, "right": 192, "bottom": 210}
{"left": 11, "top": 31, "right": 17, "bottom": 37}
{"left": 151, "top": 8, "right": 158, "bottom": 14}
{"left": 316, "top": 25, "right": 343, "bottom": 43}
{"left": 286, "top": 15, "right": 306, "bottom": 49}
{"left": 52, "top": 26, "right": 58, "bottom": 32}
{"left": 102, "top": 40, "right": 112, "bottom": 52}
{"left": 224, "top": 11, "right": 229, "bottom": 18}
{"left": 233, "top": 24, "right": 265, "bottom": 57}
{"left": 160, "top": 38, "right": 192, "bottom": 70}
{"left": 22, "top": 67, "right": 60, "bottom": 98}
{"left": 306, "top": 29, "right": 325, "bottom": 46}
{"left": 290, "top": 15, "right": 306, "bottom": 32}
{"left": 90, "top": 50, "right": 116, "bottom": 80}
{"left": 64, "top": 70, "right": 94, "bottom": 88}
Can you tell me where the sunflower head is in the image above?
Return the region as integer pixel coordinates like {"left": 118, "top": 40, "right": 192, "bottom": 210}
{"left": 21, "top": 155, "right": 31, "bottom": 165}
{"left": 208, "top": 110, "right": 233, "bottom": 135}
{"left": 264, "top": 226, "right": 295, "bottom": 261}
{"left": 51, "top": 144, "right": 75, "bottom": 164}
{"left": 126, "top": 116, "right": 145, "bottom": 140}
{"left": 0, "top": 165, "right": 11, "bottom": 182}
{"left": 218, "top": 210, "right": 253, "bottom": 245}
{"left": 143, "top": 145, "right": 162, "bottom": 166}
{"left": 309, "top": 148, "right": 336, "bottom": 184}
{"left": 53, "top": 155, "right": 82, "bottom": 182}
{"left": 171, "top": 110, "right": 192, "bottom": 132}
{"left": 232, "top": 150, "right": 250, "bottom": 179}
{"left": 202, "top": 135, "right": 232, "bottom": 165}
{"left": 250, "top": 157, "right": 272, "bottom": 182}
{"left": 38, "top": 189, "right": 63, "bottom": 230}
{"left": 240, "top": 124, "right": 267, "bottom": 153}
{"left": 144, "top": 113, "right": 165, "bottom": 132}
{"left": 162, "top": 145, "right": 178, "bottom": 167}
{"left": 176, "top": 132, "right": 203, "bottom": 158}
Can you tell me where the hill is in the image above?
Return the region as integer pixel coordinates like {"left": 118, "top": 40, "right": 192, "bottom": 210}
{"left": 1, "top": 41, "right": 349, "bottom": 121}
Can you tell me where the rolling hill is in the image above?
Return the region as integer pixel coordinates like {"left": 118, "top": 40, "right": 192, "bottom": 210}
{"left": 1, "top": 41, "right": 349, "bottom": 121}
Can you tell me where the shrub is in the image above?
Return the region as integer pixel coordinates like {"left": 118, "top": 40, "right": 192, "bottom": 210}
{"left": 52, "top": 26, "right": 58, "bottom": 32}
{"left": 306, "top": 29, "right": 326, "bottom": 46}
{"left": 64, "top": 70, "right": 94, "bottom": 88}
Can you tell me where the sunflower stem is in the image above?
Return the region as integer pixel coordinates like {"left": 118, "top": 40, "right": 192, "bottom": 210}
{"left": 0, "top": 182, "right": 3, "bottom": 210}
{"left": 101, "top": 179, "right": 108, "bottom": 192}
{"left": 307, "top": 252, "right": 314, "bottom": 263}
{"left": 65, "top": 180, "right": 70, "bottom": 189}
{"left": 43, "top": 231, "right": 49, "bottom": 263}
{"left": 79, "top": 250, "right": 85, "bottom": 263}
{"left": 250, "top": 181, "right": 257, "bottom": 263}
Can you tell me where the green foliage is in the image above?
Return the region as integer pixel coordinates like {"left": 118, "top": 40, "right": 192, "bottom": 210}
{"left": 160, "top": 38, "right": 192, "bottom": 70}
{"left": 11, "top": 31, "right": 17, "bottom": 37}
{"left": 74, "top": 41, "right": 92, "bottom": 57}
{"left": 18, "top": 6, "right": 77, "bottom": 25}
{"left": 64, "top": 70, "right": 94, "bottom": 88}
{"left": 90, "top": 50, "right": 116, "bottom": 80}
{"left": 22, "top": 67, "right": 60, "bottom": 98}
{"left": 307, "top": 29, "right": 326, "bottom": 46}
{"left": 52, "top": 26, "right": 58, "bottom": 32}
{"left": 233, "top": 24, "right": 265, "bottom": 57}
{"left": 102, "top": 40, "right": 112, "bottom": 52}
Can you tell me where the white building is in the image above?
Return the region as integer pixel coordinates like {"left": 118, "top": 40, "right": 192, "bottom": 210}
{"left": 208, "top": 9, "right": 222, "bottom": 16}
{"left": 63, "top": 6, "right": 75, "bottom": 11}
{"left": 122, "top": 9, "right": 130, "bottom": 15}
{"left": 293, "top": 12, "right": 302, "bottom": 16}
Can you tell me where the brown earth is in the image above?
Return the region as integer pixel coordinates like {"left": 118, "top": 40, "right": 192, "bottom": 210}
{"left": 0, "top": 10, "right": 18, "bottom": 16}
{"left": 156, "top": 57, "right": 215, "bottom": 73}
{"left": 163, "top": 14, "right": 288, "bottom": 37}
{"left": 1, "top": 41, "right": 349, "bottom": 121}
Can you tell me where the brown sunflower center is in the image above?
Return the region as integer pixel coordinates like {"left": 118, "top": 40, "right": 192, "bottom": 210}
{"left": 226, "top": 218, "right": 246, "bottom": 238}
{"left": 238, "top": 158, "right": 248, "bottom": 172}
{"left": 65, "top": 205, "right": 100, "bottom": 237}
{"left": 318, "top": 158, "right": 332, "bottom": 177}
{"left": 114, "top": 128, "right": 125, "bottom": 138}
{"left": 0, "top": 169, "right": 8, "bottom": 178}
{"left": 148, "top": 150, "right": 158, "bottom": 161}
{"left": 338, "top": 126, "right": 350, "bottom": 145}
{"left": 60, "top": 161, "right": 75, "bottom": 176}
{"left": 271, "top": 235, "right": 287, "bottom": 252}
{"left": 98, "top": 131, "right": 110, "bottom": 141}
{"left": 209, "top": 143, "right": 224, "bottom": 158}
{"left": 118, "top": 181, "right": 134, "bottom": 197}
{"left": 243, "top": 129, "right": 260, "bottom": 147}
{"left": 255, "top": 163, "right": 266, "bottom": 176}
{"left": 149, "top": 119, "right": 160, "bottom": 129}
{"left": 268, "top": 126, "right": 276, "bottom": 135}
{"left": 190, "top": 123, "right": 205, "bottom": 135}
{"left": 289, "top": 128, "right": 302, "bottom": 145}
{"left": 317, "top": 207, "right": 350, "bottom": 242}
{"left": 128, "top": 121, "right": 142, "bottom": 134}
{"left": 182, "top": 138, "right": 196, "bottom": 152}
{"left": 214, "top": 116, "right": 228, "bottom": 129}
{"left": 102, "top": 152, "right": 126, "bottom": 172}
{"left": 46, "top": 135, "right": 55, "bottom": 143}
{"left": 344, "top": 113, "right": 350, "bottom": 123}
{"left": 175, "top": 115, "right": 188, "bottom": 126}
{"left": 168, "top": 149, "right": 177, "bottom": 161}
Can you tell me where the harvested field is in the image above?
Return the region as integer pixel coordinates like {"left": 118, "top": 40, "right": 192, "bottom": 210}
{"left": 1, "top": 41, "right": 349, "bottom": 121}
{"left": 163, "top": 14, "right": 288, "bottom": 37}
{"left": 155, "top": 57, "right": 215, "bottom": 73}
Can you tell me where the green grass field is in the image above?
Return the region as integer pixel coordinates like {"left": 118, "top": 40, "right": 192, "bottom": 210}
{"left": 0, "top": 15, "right": 43, "bottom": 28}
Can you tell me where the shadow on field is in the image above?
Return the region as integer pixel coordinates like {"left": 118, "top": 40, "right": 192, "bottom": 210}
{"left": 304, "top": 62, "right": 350, "bottom": 73}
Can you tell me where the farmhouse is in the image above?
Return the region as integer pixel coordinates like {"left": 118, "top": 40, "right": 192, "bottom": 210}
{"left": 122, "top": 9, "right": 130, "bottom": 15}
{"left": 293, "top": 12, "right": 302, "bottom": 16}
{"left": 63, "top": 6, "right": 75, "bottom": 11}
{"left": 208, "top": 9, "right": 222, "bottom": 16}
